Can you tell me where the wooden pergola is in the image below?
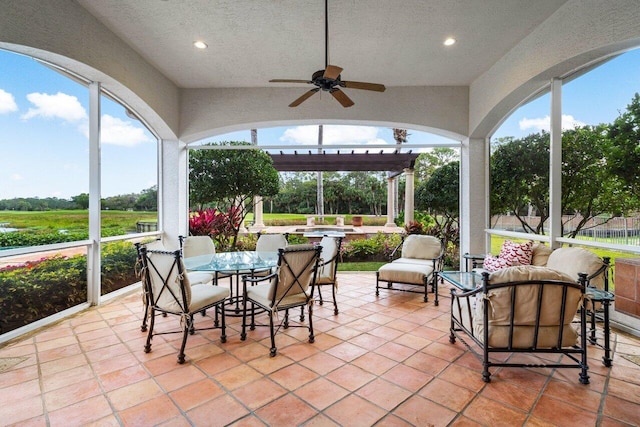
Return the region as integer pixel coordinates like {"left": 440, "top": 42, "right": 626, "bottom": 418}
{"left": 268, "top": 151, "right": 419, "bottom": 177}
{"left": 253, "top": 151, "right": 420, "bottom": 228}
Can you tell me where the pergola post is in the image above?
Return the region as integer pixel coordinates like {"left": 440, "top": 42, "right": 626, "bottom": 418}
{"left": 404, "top": 168, "right": 415, "bottom": 226}
{"left": 460, "top": 138, "right": 489, "bottom": 257}
{"left": 386, "top": 175, "right": 396, "bottom": 227}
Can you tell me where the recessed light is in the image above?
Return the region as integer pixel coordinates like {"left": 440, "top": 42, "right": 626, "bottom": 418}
{"left": 444, "top": 37, "right": 456, "bottom": 46}
{"left": 193, "top": 40, "right": 208, "bottom": 49}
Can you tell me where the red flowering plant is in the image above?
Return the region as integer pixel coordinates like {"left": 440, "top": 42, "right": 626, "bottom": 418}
{"left": 189, "top": 206, "right": 243, "bottom": 250}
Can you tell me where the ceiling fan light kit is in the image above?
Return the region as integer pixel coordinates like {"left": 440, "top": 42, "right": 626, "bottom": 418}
{"left": 269, "top": 0, "right": 385, "bottom": 107}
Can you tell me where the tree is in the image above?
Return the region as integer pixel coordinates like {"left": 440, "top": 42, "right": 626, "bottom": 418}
{"left": 414, "top": 148, "right": 459, "bottom": 182}
{"left": 72, "top": 193, "right": 90, "bottom": 209}
{"left": 416, "top": 161, "right": 459, "bottom": 234}
{"left": 189, "top": 141, "right": 280, "bottom": 248}
{"left": 607, "top": 92, "right": 640, "bottom": 196}
{"left": 490, "top": 133, "right": 549, "bottom": 234}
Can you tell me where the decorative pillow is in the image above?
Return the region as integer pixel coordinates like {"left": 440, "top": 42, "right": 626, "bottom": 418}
{"left": 483, "top": 254, "right": 510, "bottom": 272}
{"left": 482, "top": 240, "right": 534, "bottom": 272}
{"left": 499, "top": 240, "right": 533, "bottom": 266}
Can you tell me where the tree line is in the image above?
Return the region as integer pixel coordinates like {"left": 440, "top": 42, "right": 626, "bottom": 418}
{"left": 0, "top": 186, "right": 158, "bottom": 211}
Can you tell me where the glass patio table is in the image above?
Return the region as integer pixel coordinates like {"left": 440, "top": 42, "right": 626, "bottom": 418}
{"left": 184, "top": 251, "right": 279, "bottom": 315}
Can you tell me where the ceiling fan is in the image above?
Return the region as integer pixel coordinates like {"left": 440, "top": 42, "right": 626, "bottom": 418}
{"left": 269, "top": 0, "right": 386, "bottom": 108}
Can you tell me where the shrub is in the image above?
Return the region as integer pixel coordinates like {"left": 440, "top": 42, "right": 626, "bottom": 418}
{"left": 340, "top": 232, "right": 402, "bottom": 262}
{"left": 0, "top": 255, "right": 88, "bottom": 333}
{"left": 0, "top": 241, "right": 139, "bottom": 334}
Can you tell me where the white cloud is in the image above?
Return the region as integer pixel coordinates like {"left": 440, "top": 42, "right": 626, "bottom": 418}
{"left": 280, "top": 125, "right": 385, "bottom": 145}
{"left": 10, "top": 173, "right": 23, "bottom": 181}
{"left": 99, "top": 114, "right": 153, "bottom": 147}
{"left": 519, "top": 114, "right": 586, "bottom": 132}
{"left": 21, "top": 92, "right": 87, "bottom": 122}
{"left": 0, "top": 89, "right": 18, "bottom": 114}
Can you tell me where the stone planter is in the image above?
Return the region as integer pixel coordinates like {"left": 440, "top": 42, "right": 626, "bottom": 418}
{"left": 351, "top": 216, "right": 363, "bottom": 227}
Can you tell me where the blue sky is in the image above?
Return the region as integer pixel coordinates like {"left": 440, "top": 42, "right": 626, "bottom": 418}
{"left": 1, "top": 48, "right": 639, "bottom": 199}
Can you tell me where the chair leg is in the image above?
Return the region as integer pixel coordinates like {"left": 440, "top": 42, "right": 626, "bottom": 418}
{"left": 219, "top": 302, "right": 227, "bottom": 343}
{"left": 284, "top": 309, "right": 290, "bottom": 328}
{"left": 308, "top": 303, "right": 315, "bottom": 343}
{"left": 240, "top": 295, "right": 248, "bottom": 341}
{"left": 144, "top": 307, "right": 155, "bottom": 353}
{"left": 269, "top": 312, "right": 277, "bottom": 357}
{"left": 375, "top": 272, "right": 380, "bottom": 296}
{"left": 141, "top": 294, "right": 149, "bottom": 332}
{"left": 177, "top": 320, "right": 189, "bottom": 364}
{"left": 299, "top": 306, "right": 305, "bottom": 322}
{"left": 317, "top": 285, "right": 324, "bottom": 305}
{"left": 331, "top": 284, "right": 339, "bottom": 315}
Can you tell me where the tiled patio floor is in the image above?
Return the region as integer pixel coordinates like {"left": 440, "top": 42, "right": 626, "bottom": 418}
{"left": 1, "top": 273, "right": 640, "bottom": 426}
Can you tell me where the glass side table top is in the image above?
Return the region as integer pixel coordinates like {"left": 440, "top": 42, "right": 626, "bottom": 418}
{"left": 439, "top": 271, "right": 483, "bottom": 291}
{"left": 184, "top": 251, "right": 279, "bottom": 273}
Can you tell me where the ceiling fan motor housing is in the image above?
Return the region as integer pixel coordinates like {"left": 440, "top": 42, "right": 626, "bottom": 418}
{"left": 312, "top": 69, "right": 341, "bottom": 91}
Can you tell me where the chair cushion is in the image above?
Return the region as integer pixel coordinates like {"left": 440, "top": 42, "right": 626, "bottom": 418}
{"left": 402, "top": 235, "right": 441, "bottom": 260}
{"left": 546, "top": 247, "right": 605, "bottom": 289}
{"left": 531, "top": 243, "right": 553, "bottom": 266}
{"left": 378, "top": 262, "right": 434, "bottom": 285}
{"left": 186, "top": 271, "right": 214, "bottom": 286}
{"left": 189, "top": 284, "right": 230, "bottom": 313}
{"left": 182, "top": 236, "right": 216, "bottom": 258}
{"left": 317, "top": 236, "right": 339, "bottom": 282}
{"left": 246, "top": 282, "right": 310, "bottom": 310}
{"left": 473, "top": 266, "right": 580, "bottom": 348}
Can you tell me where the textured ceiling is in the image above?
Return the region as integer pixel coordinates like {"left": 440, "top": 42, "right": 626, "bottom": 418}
{"left": 75, "top": 0, "right": 568, "bottom": 89}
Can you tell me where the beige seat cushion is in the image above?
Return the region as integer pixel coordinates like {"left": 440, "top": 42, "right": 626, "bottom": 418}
{"left": 473, "top": 266, "right": 581, "bottom": 348}
{"left": 378, "top": 261, "right": 434, "bottom": 285}
{"left": 402, "top": 235, "right": 441, "bottom": 260}
{"left": 546, "top": 247, "right": 605, "bottom": 289}
{"left": 531, "top": 243, "right": 553, "bottom": 266}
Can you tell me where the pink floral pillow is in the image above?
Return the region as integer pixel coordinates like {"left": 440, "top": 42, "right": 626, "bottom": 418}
{"left": 483, "top": 240, "right": 534, "bottom": 272}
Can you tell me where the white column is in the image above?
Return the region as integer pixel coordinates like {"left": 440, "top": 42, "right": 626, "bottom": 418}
{"left": 254, "top": 195, "right": 265, "bottom": 227}
{"left": 460, "top": 137, "right": 489, "bottom": 257}
{"left": 161, "top": 139, "right": 188, "bottom": 249}
{"left": 404, "top": 168, "right": 415, "bottom": 225}
{"left": 87, "top": 82, "right": 101, "bottom": 306}
{"left": 549, "top": 78, "right": 562, "bottom": 249}
{"left": 386, "top": 176, "right": 396, "bottom": 227}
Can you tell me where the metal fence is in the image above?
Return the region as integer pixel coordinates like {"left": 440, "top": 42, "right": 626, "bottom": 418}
{"left": 492, "top": 215, "right": 640, "bottom": 246}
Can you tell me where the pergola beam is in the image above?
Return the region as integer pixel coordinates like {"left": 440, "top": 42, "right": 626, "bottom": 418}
{"left": 268, "top": 152, "right": 419, "bottom": 176}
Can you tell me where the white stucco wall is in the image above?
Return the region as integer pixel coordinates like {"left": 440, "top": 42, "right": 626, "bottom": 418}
{"left": 0, "top": 0, "right": 180, "bottom": 140}
{"left": 469, "top": 0, "right": 640, "bottom": 138}
{"left": 179, "top": 86, "right": 469, "bottom": 143}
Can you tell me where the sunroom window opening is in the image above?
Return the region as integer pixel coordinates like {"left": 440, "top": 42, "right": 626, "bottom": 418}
{"left": 99, "top": 94, "right": 159, "bottom": 239}
{"left": 0, "top": 49, "right": 92, "bottom": 335}
{"left": 490, "top": 91, "right": 551, "bottom": 238}
{"left": 559, "top": 48, "right": 640, "bottom": 248}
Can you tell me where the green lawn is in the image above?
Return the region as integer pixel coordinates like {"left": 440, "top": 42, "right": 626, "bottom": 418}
{"left": 0, "top": 210, "right": 157, "bottom": 232}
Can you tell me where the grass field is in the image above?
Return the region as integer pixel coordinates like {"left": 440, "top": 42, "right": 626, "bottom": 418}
{"left": 0, "top": 210, "right": 157, "bottom": 232}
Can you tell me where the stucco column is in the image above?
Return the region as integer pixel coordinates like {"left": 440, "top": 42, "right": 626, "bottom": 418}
{"left": 161, "top": 139, "right": 188, "bottom": 249}
{"left": 254, "top": 195, "right": 265, "bottom": 228}
{"left": 386, "top": 175, "right": 396, "bottom": 227}
{"left": 549, "top": 78, "right": 562, "bottom": 249}
{"left": 460, "top": 137, "right": 489, "bottom": 257}
{"left": 404, "top": 168, "right": 414, "bottom": 225}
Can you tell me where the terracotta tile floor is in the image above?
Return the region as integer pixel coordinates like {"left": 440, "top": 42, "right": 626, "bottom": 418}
{"left": 2, "top": 272, "right": 640, "bottom": 426}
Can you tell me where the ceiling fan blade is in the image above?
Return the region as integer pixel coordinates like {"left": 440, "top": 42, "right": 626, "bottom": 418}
{"left": 330, "top": 88, "right": 354, "bottom": 108}
{"left": 323, "top": 65, "right": 343, "bottom": 80}
{"left": 270, "top": 79, "right": 312, "bottom": 84}
{"left": 289, "top": 88, "right": 320, "bottom": 107}
{"left": 342, "top": 81, "right": 386, "bottom": 92}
